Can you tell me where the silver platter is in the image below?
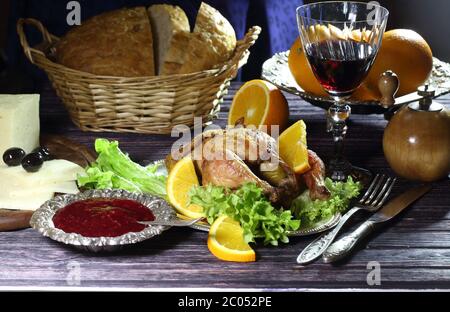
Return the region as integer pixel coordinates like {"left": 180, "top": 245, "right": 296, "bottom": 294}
{"left": 187, "top": 212, "right": 341, "bottom": 237}
{"left": 155, "top": 160, "right": 342, "bottom": 237}
{"left": 262, "top": 51, "right": 450, "bottom": 114}
{"left": 30, "top": 189, "right": 176, "bottom": 252}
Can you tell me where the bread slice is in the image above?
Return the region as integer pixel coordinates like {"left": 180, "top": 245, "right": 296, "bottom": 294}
{"left": 56, "top": 7, "right": 155, "bottom": 76}
{"left": 147, "top": 5, "right": 190, "bottom": 75}
{"left": 179, "top": 2, "right": 237, "bottom": 74}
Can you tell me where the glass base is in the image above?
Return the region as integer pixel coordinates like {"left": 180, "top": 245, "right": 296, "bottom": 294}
{"left": 327, "top": 161, "right": 372, "bottom": 185}
{"left": 327, "top": 158, "right": 349, "bottom": 182}
{"left": 349, "top": 166, "right": 373, "bottom": 187}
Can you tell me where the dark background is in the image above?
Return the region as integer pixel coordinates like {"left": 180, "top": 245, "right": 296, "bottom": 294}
{"left": 1, "top": 0, "right": 449, "bottom": 93}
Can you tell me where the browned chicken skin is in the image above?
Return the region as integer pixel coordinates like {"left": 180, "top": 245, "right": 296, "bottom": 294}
{"left": 303, "top": 150, "right": 331, "bottom": 201}
{"left": 200, "top": 133, "right": 295, "bottom": 206}
{"left": 165, "top": 127, "right": 330, "bottom": 208}
{"left": 201, "top": 149, "right": 273, "bottom": 191}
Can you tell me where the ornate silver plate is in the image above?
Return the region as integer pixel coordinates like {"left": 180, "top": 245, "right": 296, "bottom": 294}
{"left": 30, "top": 189, "right": 176, "bottom": 252}
{"left": 262, "top": 51, "right": 450, "bottom": 114}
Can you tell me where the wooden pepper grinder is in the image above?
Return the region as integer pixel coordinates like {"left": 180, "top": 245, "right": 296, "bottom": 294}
{"left": 383, "top": 84, "right": 450, "bottom": 182}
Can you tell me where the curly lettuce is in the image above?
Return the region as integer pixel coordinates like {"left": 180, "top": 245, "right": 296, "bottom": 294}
{"left": 189, "top": 183, "right": 300, "bottom": 246}
{"left": 291, "top": 177, "right": 361, "bottom": 226}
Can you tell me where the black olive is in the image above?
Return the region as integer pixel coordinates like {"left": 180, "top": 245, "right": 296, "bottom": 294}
{"left": 21, "top": 153, "right": 44, "bottom": 173}
{"left": 3, "top": 148, "right": 26, "bottom": 167}
{"left": 32, "top": 146, "right": 52, "bottom": 161}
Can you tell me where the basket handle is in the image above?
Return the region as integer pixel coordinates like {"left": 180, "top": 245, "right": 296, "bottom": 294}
{"left": 17, "top": 18, "right": 54, "bottom": 64}
{"left": 226, "top": 26, "right": 262, "bottom": 75}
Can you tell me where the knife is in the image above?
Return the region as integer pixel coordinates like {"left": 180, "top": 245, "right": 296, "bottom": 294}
{"left": 322, "top": 184, "right": 431, "bottom": 263}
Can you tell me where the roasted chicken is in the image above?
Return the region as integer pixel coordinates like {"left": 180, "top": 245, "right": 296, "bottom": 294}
{"left": 303, "top": 150, "right": 331, "bottom": 201}
{"left": 166, "top": 126, "right": 330, "bottom": 208}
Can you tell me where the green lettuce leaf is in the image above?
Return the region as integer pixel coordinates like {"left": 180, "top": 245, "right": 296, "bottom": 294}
{"left": 77, "top": 139, "right": 167, "bottom": 198}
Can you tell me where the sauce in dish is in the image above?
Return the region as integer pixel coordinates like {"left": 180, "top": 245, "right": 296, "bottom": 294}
{"left": 53, "top": 198, "right": 155, "bottom": 237}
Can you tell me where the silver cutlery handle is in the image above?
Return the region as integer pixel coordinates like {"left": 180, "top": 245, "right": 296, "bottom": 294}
{"left": 139, "top": 217, "right": 203, "bottom": 227}
{"left": 144, "top": 221, "right": 188, "bottom": 227}
{"left": 322, "top": 221, "right": 375, "bottom": 263}
{"left": 296, "top": 207, "right": 360, "bottom": 264}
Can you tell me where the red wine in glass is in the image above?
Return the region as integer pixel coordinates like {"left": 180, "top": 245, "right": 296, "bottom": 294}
{"left": 296, "top": 2, "right": 389, "bottom": 182}
{"left": 305, "top": 40, "right": 376, "bottom": 97}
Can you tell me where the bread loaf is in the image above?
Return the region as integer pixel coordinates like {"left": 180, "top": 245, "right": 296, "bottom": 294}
{"left": 55, "top": 3, "right": 237, "bottom": 77}
{"left": 56, "top": 7, "right": 155, "bottom": 77}
{"left": 148, "top": 5, "right": 190, "bottom": 75}
{"left": 179, "top": 2, "right": 237, "bottom": 74}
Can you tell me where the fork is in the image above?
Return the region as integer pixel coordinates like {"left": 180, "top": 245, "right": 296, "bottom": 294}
{"left": 296, "top": 174, "right": 396, "bottom": 265}
{"left": 138, "top": 217, "right": 204, "bottom": 227}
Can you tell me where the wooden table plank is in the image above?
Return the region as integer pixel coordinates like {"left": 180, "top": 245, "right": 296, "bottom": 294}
{"left": 0, "top": 82, "right": 449, "bottom": 290}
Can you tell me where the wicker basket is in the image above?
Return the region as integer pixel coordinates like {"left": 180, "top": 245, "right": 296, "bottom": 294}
{"left": 17, "top": 18, "right": 261, "bottom": 134}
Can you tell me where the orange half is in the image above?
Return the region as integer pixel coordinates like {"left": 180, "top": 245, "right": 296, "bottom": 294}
{"left": 228, "top": 79, "right": 289, "bottom": 134}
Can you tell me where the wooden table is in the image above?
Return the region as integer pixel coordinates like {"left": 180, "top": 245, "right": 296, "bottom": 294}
{"left": 0, "top": 83, "right": 449, "bottom": 291}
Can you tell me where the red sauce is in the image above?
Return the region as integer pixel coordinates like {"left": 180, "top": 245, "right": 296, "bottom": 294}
{"left": 52, "top": 198, "right": 155, "bottom": 237}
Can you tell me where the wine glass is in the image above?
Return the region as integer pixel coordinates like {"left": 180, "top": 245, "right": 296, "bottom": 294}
{"left": 296, "top": 1, "right": 389, "bottom": 181}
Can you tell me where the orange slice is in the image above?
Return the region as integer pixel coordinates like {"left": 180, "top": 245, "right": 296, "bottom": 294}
{"left": 207, "top": 215, "right": 256, "bottom": 262}
{"left": 278, "top": 120, "right": 311, "bottom": 174}
{"left": 166, "top": 156, "right": 205, "bottom": 219}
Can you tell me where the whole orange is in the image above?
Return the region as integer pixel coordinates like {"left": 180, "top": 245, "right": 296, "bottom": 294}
{"left": 352, "top": 82, "right": 379, "bottom": 101}
{"left": 366, "top": 29, "right": 433, "bottom": 97}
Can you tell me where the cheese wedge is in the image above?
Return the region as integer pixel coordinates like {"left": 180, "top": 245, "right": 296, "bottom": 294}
{"left": 0, "top": 159, "right": 84, "bottom": 210}
{"left": 8, "top": 181, "right": 79, "bottom": 198}
{"left": 0, "top": 192, "right": 55, "bottom": 210}
{"left": 0, "top": 94, "right": 40, "bottom": 164}
{"left": 0, "top": 159, "right": 84, "bottom": 188}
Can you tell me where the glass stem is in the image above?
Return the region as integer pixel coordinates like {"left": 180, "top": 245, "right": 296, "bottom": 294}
{"left": 327, "top": 98, "right": 351, "bottom": 181}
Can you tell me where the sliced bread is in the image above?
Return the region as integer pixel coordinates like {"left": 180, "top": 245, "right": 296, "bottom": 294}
{"left": 178, "top": 2, "right": 237, "bottom": 74}
{"left": 56, "top": 7, "right": 155, "bottom": 77}
{"left": 147, "top": 5, "right": 191, "bottom": 75}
